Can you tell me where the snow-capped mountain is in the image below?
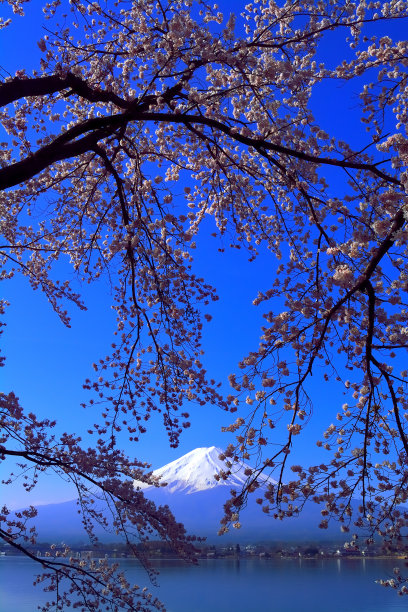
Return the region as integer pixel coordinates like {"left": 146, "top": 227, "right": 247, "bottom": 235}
{"left": 26, "top": 447, "right": 350, "bottom": 543}
{"left": 135, "top": 446, "right": 273, "bottom": 494}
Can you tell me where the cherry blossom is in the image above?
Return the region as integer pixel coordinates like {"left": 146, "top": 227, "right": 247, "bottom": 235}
{"left": 1, "top": 0, "right": 408, "bottom": 603}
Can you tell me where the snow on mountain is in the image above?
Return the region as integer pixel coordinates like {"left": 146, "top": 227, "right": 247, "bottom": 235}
{"left": 135, "top": 446, "right": 274, "bottom": 494}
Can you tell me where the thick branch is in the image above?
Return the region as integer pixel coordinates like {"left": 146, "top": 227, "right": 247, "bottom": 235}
{"left": 0, "top": 128, "right": 110, "bottom": 189}
{"left": 0, "top": 106, "right": 401, "bottom": 191}
{"left": 0, "top": 73, "right": 129, "bottom": 109}
{"left": 143, "top": 112, "right": 402, "bottom": 186}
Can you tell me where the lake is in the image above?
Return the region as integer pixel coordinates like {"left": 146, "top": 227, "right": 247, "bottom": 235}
{"left": 1, "top": 556, "right": 407, "bottom": 611}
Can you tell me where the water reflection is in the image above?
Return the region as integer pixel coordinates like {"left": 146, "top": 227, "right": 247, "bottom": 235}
{"left": 1, "top": 557, "right": 407, "bottom": 612}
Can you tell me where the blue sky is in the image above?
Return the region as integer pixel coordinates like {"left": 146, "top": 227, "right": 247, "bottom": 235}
{"left": 1, "top": 1, "right": 406, "bottom": 509}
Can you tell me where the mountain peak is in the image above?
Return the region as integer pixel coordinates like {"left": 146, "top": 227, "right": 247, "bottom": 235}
{"left": 136, "top": 446, "right": 274, "bottom": 495}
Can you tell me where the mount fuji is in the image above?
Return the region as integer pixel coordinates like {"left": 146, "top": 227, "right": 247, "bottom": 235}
{"left": 135, "top": 446, "right": 272, "bottom": 494}
{"left": 21, "top": 446, "right": 346, "bottom": 543}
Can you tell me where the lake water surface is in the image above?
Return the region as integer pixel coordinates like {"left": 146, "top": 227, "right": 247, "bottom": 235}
{"left": 1, "top": 556, "right": 407, "bottom": 611}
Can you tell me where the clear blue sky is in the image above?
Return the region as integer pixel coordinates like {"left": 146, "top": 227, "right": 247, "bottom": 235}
{"left": 1, "top": 2, "right": 405, "bottom": 509}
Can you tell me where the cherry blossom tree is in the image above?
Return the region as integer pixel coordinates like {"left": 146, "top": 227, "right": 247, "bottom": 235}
{"left": 1, "top": 0, "right": 408, "bottom": 604}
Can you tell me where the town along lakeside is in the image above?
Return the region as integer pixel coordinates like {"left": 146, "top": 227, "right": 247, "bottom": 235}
{"left": 2, "top": 539, "right": 407, "bottom": 561}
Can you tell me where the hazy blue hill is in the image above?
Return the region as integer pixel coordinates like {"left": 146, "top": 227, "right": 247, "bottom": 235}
{"left": 27, "top": 490, "right": 348, "bottom": 544}
{"left": 144, "top": 486, "right": 348, "bottom": 542}
{"left": 27, "top": 500, "right": 87, "bottom": 543}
